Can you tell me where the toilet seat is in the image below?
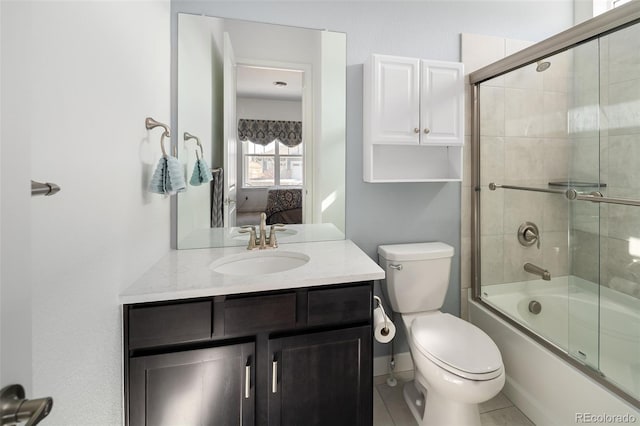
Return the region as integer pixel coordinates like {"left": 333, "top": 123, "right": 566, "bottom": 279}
{"left": 410, "top": 313, "right": 503, "bottom": 381}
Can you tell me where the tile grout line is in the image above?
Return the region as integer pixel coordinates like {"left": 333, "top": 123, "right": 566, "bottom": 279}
{"left": 480, "top": 405, "right": 514, "bottom": 414}
{"left": 375, "top": 384, "right": 399, "bottom": 426}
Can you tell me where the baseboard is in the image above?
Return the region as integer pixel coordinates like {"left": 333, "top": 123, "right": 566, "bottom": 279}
{"left": 373, "top": 351, "right": 413, "bottom": 377}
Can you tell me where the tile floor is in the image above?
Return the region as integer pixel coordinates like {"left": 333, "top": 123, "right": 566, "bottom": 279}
{"left": 373, "top": 371, "right": 535, "bottom": 426}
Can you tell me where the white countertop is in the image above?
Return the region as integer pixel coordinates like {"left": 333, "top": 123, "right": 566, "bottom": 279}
{"left": 120, "top": 240, "right": 385, "bottom": 304}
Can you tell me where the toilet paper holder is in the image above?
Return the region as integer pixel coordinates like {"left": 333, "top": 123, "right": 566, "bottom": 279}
{"left": 373, "top": 296, "right": 390, "bottom": 336}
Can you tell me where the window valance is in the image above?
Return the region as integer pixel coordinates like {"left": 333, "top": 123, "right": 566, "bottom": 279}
{"left": 238, "top": 119, "right": 302, "bottom": 147}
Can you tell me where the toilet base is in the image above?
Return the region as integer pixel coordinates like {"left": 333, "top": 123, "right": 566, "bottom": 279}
{"left": 403, "top": 380, "right": 425, "bottom": 422}
{"left": 403, "top": 379, "right": 481, "bottom": 426}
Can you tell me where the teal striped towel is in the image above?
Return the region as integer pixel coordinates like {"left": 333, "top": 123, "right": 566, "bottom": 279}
{"left": 190, "top": 159, "right": 214, "bottom": 186}
{"left": 149, "top": 155, "right": 186, "bottom": 195}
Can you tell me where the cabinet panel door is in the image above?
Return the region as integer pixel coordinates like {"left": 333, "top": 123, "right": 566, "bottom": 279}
{"left": 371, "top": 55, "right": 420, "bottom": 144}
{"left": 420, "top": 60, "right": 464, "bottom": 145}
{"left": 268, "top": 326, "right": 372, "bottom": 426}
{"left": 129, "top": 342, "right": 254, "bottom": 426}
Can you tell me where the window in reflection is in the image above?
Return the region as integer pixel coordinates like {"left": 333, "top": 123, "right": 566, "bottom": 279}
{"left": 243, "top": 140, "right": 303, "bottom": 187}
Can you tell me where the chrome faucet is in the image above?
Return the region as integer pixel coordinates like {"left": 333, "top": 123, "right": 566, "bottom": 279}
{"left": 239, "top": 213, "right": 286, "bottom": 250}
{"left": 524, "top": 263, "right": 551, "bottom": 281}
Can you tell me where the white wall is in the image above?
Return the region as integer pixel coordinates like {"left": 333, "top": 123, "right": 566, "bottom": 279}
{"left": 317, "top": 31, "right": 346, "bottom": 231}
{"left": 237, "top": 98, "right": 302, "bottom": 121}
{"left": 1, "top": 0, "right": 33, "bottom": 392}
{"left": 1, "top": 1, "right": 171, "bottom": 424}
{"left": 177, "top": 14, "right": 223, "bottom": 239}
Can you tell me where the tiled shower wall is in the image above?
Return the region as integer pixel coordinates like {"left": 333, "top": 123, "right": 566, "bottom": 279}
{"left": 460, "top": 33, "right": 573, "bottom": 318}
{"left": 594, "top": 23, "right": 640, "bottom": 298}
{"left": 460, "top": 26, "right": 640, "bottom": 319}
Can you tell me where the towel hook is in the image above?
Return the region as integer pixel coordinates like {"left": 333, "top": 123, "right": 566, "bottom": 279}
{"left": 184, "top": 132, "right": 204, "bottom": 160}
{"left": 145, "top": 117, "right": 172, "bottom": 157}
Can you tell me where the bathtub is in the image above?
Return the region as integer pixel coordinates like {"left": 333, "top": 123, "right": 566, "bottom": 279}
{"left": 469, "top": 276, "right": 640, "bottom": 425}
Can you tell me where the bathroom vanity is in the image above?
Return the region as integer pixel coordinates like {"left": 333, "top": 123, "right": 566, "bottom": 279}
{"left": 120, "top": 240, "right": 384, "bottom": 426}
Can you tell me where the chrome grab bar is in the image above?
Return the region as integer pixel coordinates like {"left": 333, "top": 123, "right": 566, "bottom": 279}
{"left": 31, "top": 180, "right": 60, "bottom": 197}
{"left": 489, "top": 182, "right": 640, "bottom": 207}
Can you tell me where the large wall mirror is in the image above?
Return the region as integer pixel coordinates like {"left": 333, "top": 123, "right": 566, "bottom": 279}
{"left": 176, "top": 13, "right": 346, "bottom": 249}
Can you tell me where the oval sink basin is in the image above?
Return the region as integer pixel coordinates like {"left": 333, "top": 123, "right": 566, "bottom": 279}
{"left": 210, "top": 251, "right": 310, "bottom": 276}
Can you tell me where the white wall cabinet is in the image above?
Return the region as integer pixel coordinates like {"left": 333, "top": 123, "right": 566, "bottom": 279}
{"left": 363, "top": 54, "right": 464, "bottom": 182}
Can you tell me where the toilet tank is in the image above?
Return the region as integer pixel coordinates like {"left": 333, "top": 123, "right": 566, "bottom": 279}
{"left": 378, "top": 242, "right": 454, "bottom": 314}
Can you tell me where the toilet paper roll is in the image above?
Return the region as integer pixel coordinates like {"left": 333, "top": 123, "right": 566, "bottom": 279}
{"left": 373, "top": 306, "right": 396, "bottom": 343}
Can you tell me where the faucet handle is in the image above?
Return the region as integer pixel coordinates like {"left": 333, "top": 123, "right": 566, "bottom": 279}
{"left": 239, "top": 227, "right": 258, "bottom": 250}
{"left": 267, "top": 224, "right": 287, "bottom": 248}
{"left": 238, "top": 225, "right": 255, "bottom": 234}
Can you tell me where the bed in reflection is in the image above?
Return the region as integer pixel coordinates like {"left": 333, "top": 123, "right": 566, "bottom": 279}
{"left": 264, "top": 187, "right": 302, "bottom": 225}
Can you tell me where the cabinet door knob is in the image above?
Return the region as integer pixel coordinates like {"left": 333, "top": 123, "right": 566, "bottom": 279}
{"left": 424, "top": 128, "right": 430, "bottom": 134}
{"left": 414, "top": 128, "right": 420, "bottom": 133}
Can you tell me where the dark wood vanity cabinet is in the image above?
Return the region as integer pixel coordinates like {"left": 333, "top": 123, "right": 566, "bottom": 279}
{"left": 268, "top": 326, "right": 371, "bottom": 426}
{"left": 129, "top": 343, "right": 255, "bottom": 426}
{"left": 123, "top": 281, "right": 373, "bottom": 426}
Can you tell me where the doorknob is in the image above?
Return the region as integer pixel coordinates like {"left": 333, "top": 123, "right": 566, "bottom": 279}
{"left": 1, "top": 384, "right": 53, "bottom": 426}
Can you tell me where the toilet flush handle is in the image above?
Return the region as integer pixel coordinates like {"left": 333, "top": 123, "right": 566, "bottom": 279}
{"left": 389, "top": 264, "right": 403, "bottom": 271}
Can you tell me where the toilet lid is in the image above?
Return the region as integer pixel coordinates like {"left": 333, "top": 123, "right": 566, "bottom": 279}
{"left": 411, "top": 313, "right": 503, "bottom": 380}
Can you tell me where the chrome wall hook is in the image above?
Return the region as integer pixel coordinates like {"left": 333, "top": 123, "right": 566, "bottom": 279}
{"left": 145, "top": 117, "right": 172, "bottom": 157}
{"left": 183, "top": 132, "right": 204, "bottom": 160}
{"left": 145, "top": 117, "right": 170, "bottom": 136}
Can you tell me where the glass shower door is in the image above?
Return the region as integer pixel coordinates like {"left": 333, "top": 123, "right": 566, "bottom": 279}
{"left": 475, "top": 12, "right": 640, "bottom": 406}
{"left": 593, "top": 22, "right": 640, "bottom": 401}
{"left": 566, "top": 38, "right": 602, "bottom": 372}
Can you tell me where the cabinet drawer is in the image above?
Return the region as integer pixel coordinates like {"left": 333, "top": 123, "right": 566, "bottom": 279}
{"left": 307, "top": 284, "right": 371, "bottom": 326}
{"left": 224, "top": 293, "right": 296, "bottom": 335}
{"left": 128, "top": 300, "right": 212, "bottom": 349}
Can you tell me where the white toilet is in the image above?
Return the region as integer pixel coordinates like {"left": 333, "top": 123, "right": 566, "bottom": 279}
{"left": 378, "top": 242, "right": 505, "bottom": 426}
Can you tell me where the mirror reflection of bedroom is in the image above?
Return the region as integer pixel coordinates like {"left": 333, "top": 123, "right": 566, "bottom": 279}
{"left": 176, "top": 13, "right": 345, "bottom": 249}
{"left": 235, "top": 65, "right": 305, "bottom": 227}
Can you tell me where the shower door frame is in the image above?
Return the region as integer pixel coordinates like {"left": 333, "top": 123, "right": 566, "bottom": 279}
{"left": 469, "top": 0, "right": 640, "bottom": 409}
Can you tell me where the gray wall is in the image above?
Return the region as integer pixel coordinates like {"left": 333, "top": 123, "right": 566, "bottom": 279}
{"left": 171, "top": 0, "right": 574, "bottom": 357}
